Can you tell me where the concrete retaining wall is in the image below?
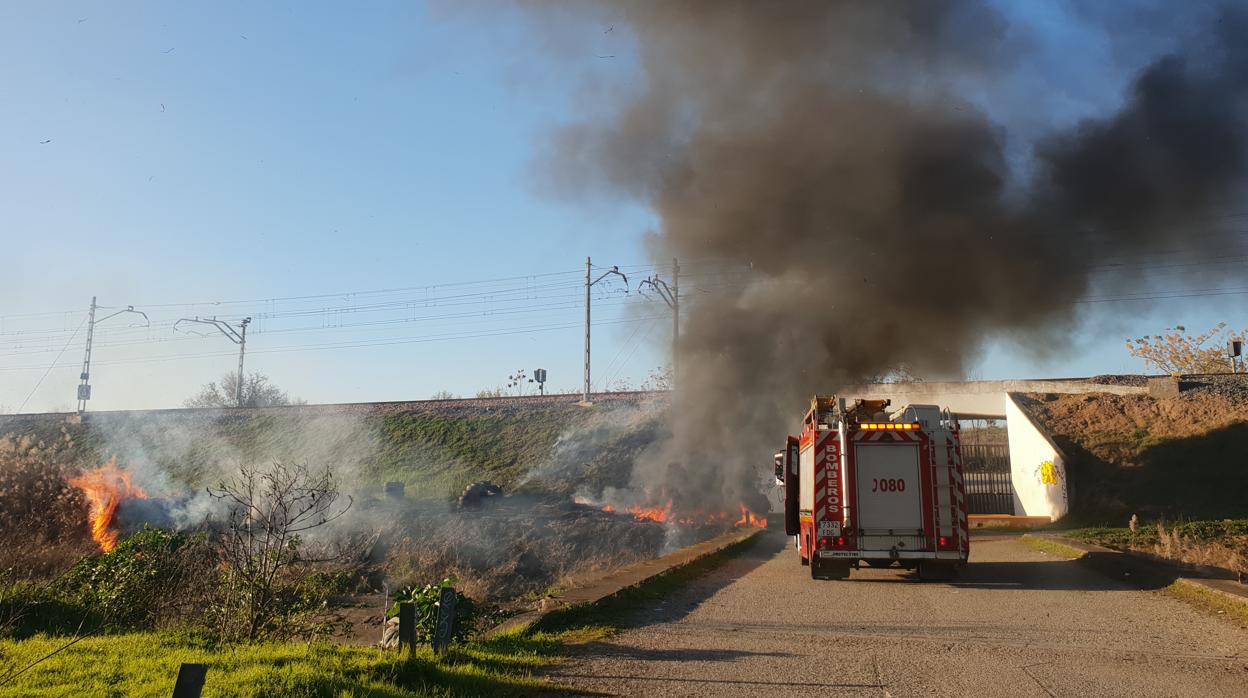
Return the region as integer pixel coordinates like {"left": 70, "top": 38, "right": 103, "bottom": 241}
{"left": 1005, "top": 393, "right": 1069, "bottom": 521}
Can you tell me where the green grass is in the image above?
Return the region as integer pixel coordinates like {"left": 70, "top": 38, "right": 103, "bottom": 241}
{"left": 1019, "top": 535, "right": 1087, "bottom": 559}
{"left": 0, "top": 532, "right": 760, "bottom": 697}
{"left": 3, "top": 402, "right": 663, "bottom": 499}
{"left": 1165, "top": 580, "right": 1248, "bottom": 626}
{"left": 1063, "top": 519, "right": 1248, "bottom": 550}
{"left": 0, "top": 631, "right": 564, "bottom": 697}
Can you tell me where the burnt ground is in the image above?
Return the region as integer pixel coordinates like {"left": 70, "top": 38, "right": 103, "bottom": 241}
{"left": 320, "top": 493, "right": 750, "bottom": 644}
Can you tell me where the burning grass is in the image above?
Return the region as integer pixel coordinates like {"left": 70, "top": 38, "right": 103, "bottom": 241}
{"left": 370, "top": 493, "right": 761, "bottom": 605}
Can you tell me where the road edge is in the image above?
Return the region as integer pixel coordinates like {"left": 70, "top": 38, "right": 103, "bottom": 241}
{"left": 1023, "top": 533, "right": 1248, "bottom": 621}
{"left": 486, "top": 527, "right": 763, "bottom": 637}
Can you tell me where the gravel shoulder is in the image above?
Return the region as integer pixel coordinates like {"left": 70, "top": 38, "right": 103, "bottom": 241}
{"left": 545, "top": 530, "right": 1248, "bottom": 697}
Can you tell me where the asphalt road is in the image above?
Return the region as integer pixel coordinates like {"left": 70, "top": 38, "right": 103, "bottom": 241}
{"left": 545, "top": 531, "right": 1248, "bottom": 697}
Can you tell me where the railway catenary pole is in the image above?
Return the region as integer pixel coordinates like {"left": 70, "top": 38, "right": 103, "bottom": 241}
{"left": 639, "top": 258, "right": 679, "bottom": 389}
{"left": 584, "top": 257, "right": 590, "bottom": 403}
{"left": 76, "top": 297, "right": 97, "bottom": 413}
{"left": 174, "top": 316, "right": 252, "bottom": 407}
{"left": 235, "top": 317, "right": 251, "bottom": 407}
{"left": 583, "top": 257, "right": 628, "bottom": 404}
{"left": 671, "top": 257, "right": 678, "bottom": 387}
{"left": 77, "top": 298, "right": 149, "bottom": 413}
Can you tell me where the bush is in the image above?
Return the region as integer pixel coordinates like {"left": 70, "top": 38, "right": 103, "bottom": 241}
{"left": 59, "top": 526, "right": 217, "bottom": 630}
{"left": 386, "top": 577, "right": 477, "bottom": 645}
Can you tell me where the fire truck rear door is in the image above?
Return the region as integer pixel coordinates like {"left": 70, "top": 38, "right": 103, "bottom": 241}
{"left": 854, "top": 442, "right": 924, "bottom": 550}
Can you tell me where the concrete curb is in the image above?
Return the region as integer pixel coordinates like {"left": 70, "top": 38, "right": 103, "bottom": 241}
{"left": 1039, "top": 534, "right": 1248, "bottom": 608}
{"left": 969, "top": 514, "right": 1051, "bottom": 529}
{"left": 486, "top": 527, "right": 763, "bottom": 637}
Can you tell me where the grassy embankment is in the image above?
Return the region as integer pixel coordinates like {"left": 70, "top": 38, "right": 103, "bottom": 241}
{"left": 0, "top": 534, "right": 756, "bottom": 697}
{"left": 2, "top": 400, "right": 661, "bottom": 499}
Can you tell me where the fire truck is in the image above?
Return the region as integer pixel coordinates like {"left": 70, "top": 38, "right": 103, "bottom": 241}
{"left": 776, "top": 396, "right": 969, "bottom": 580}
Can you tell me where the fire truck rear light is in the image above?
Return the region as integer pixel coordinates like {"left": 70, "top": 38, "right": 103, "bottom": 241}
{"left": 820, "top": 537, "right": 829, "bottom": 547}
{"left": 939, "top": 536, "right": 948, "bottom": 547}
{"left": 836, "top": 536, "right": 845, "bottom": 546}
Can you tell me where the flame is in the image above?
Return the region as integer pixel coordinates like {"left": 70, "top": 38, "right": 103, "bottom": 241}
{"left": 625, "top": 500, "right": 674, "bottom": 523}
{"left": 735, "top": 503, "right": 768, "bottom": 529}
{"left": 596, "top": 499, "right": 768, "bottom": 529}
{"left": 66, "top": 457, "right": 148, "bottom": 553}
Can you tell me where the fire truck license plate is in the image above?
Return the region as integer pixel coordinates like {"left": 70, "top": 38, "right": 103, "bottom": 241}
{"left": 818, "top": 521, "right": 841, "bottom": 537}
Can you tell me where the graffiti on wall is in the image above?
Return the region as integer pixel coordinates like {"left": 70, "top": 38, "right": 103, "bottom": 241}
{"left": 1036, "top": 460, "right": 1060, "bottom": 486}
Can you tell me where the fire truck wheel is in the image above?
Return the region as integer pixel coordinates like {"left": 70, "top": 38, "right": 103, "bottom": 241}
{"left": 811, "top": 558, "right": 850, "bottom": 580}
{"left": 800, "top": 554, "right": 810, "bottom": 566}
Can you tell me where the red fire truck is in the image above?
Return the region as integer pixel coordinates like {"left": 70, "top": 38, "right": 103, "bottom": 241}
{"left": 777, "top": 396, "right": 969, "bottom": 580}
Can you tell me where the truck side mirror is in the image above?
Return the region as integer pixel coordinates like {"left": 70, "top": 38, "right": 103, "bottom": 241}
{"left": 773, "top": 451, "right": 785, "bottom": 483}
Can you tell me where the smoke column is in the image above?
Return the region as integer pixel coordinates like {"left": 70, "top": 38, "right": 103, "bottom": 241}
{"left": 524, "top": 1, "right": 1248, "bottom": 512}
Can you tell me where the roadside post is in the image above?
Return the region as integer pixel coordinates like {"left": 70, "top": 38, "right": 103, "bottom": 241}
{"left": 171, "top": 663, "right": 207, "bottom": 698}
{"left": 432, "top": 586, "right": 458, "bottom": 655}
{"left": 397, "top": 602, "right": 416, "bottom": 654}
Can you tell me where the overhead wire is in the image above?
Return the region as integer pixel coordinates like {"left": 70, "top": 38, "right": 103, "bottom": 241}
{"left": 0, "top": 314, "right": 669, "bottom": 373}
{"left": 15, "top": 315, "right": 87, "bottom": 412}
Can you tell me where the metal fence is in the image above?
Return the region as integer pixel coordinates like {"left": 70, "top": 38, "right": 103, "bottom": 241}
{"left": 961, "top": 443, "right": 1011, "bottom": 472}
{"left": 963, "top": 470, "right": 1015, "bottom": 515}
{"left": 960, "top": 444, "right": 1014, "bottom": 514}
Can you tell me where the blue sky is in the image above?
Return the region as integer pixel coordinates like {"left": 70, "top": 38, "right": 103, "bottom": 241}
{"left": 0, "top": 2, "right": 1238, "bottom": 412}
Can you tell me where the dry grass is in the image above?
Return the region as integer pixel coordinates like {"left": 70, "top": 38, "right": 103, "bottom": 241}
{"left": 375, "top": 496, "right": 674, "bottom": 603}
{"left": 1151, "top": 522, "right": 1248, "bottom": 580}
{"left": 1066, "top": 521, "right": 1248, "bottom": 580}
{"left": 0, "top": 433, "right": 95, "bottom": 578}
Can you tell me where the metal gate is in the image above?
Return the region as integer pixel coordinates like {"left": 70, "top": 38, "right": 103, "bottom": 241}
{"left": 960, "top": 444, "right": 1014, "bottom": 515}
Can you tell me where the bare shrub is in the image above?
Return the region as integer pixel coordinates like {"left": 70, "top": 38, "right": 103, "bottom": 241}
{"left": 208, "top": 461, "right": 351, "bottom": 640}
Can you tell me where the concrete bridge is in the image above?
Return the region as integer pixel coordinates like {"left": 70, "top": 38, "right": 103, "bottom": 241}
{"left": 838, "top": 377, "right": 1147, "bottom": 419}
{"left": 838, "top": 377, "right": 1153, "bottom": 524}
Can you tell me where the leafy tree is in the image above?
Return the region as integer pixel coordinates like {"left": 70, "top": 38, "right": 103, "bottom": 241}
{"left": 429, "top": 390, "right": 457, "bottom": 400}
{"left": 184, "top": 371, "right": 302, "bottom": 408}
{"left": 1126, "top": 323, "right": 1244, "bottom": 374}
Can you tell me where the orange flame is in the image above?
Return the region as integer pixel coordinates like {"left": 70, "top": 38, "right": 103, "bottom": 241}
{"left": 598, "top": 499, "right": 768, "bottom": 529}
{"left": 66, "top": 457, "right": 148, "bottom": 553}
{"left": 625, "top": 500, "right": 674, "bottom": 523}
{"left": 735, "top": 504, "right": 768, "bottom": 529}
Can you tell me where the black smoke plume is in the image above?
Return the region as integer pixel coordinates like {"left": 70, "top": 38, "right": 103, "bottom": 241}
{"left": 527, "top": 1, "right": 1248, "bottom": 513}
